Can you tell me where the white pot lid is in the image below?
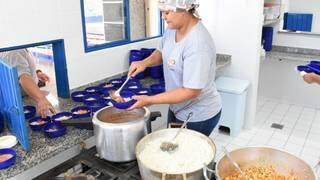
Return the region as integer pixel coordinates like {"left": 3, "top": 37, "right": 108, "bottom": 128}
{"left": 0, "top": 135, "right": 17, "bottom": 149}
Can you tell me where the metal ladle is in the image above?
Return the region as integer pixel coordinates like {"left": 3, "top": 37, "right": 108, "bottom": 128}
{"left": 223, "top": 146, "right": 246, "bottom": 180}
{"left": 160, "top": 112, "right": 193, "bottom": 152}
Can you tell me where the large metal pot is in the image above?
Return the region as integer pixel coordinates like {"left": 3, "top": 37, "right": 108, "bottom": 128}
{"left": 62, "top": 106, "right": 161, "bottom": 162}
{"left": 215, "top": 147, "right": 317, "bottom": 180}
{"left": 136, "top": 128, "right": 216, "bottom": 180}
{"left": 92, "top": 106, "right": 161, "bottom": 162}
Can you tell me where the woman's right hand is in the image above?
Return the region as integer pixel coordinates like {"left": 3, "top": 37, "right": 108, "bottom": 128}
{"left": 36, "top": 97, "right": 56, "bottom": 118}
{"left": 128, "top": 61, "right": 147, "bottom": 77}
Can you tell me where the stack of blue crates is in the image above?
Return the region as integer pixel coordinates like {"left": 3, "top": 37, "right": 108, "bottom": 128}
{"left": 283, "top": 13, "right": 313, "bottom": 32}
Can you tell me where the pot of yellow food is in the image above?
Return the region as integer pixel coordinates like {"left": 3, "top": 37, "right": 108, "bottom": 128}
{"left": 215, "top": 146, "right": 316, "bottom": 180}
{"left": 135, "top": 128, "right": 216, "bottom": 180}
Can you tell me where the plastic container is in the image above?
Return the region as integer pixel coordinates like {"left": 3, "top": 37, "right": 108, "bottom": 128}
{"left": 87, "top": 99, "right": 109, "bottom": 113}
{"left": 85, "top": 86, "right": 102, "bottom": 94}
{"left": 133, "top": 88, "right": 150, "bottom": 96}
{"left": 29, "top": 116, "right": 50, "bottom": 131}
{"left": 71, "top": 106, "right": 92, "bottom": 119}
{"left": 150, "top": 65, "right": 164, "bottom": 79}
{"left": 83, "top": 94, "right": 102, "bottom": 106}
{"left": 71, "top": 91, "right": 88, "bottom": 102}
{"left": 307, "top": 63, "right": 320, "bottom": 75}
{"left": 108, "top": 78, "right": 124, "bottom": 88}
{"left": 23, "top": 105, "right": 36, "bottom": 120}
{"left": 0, "top": 148, "right": 16, "bottom": 170}
{"left": 310, "top": 60, "right": 320, "bottom": 66}
{"left": 216, "top": 77, "right": 250, "bottom": 137}
{"left": 43, "top": 122, "right": 66, "bottom": 138}
{"left": 52, "top": 112, "right": 73, "bottom": 122}
{"left": 262, "top": 27, "right": 273, "bottom": 52}
{"left": 129, "top": 50, "right": 145, "bottom": 79}
{"left": 150, "top": 84, "right": 165, "bottom": 95}
{"left": 110, "top": 90, "right": 137, "bottom": 109}
{"left": 99, "top": 82, "right": 116, "bottom": 89}
{"left": 126, "top": 84, "right": 142, "bottom": 91}
{"left": 0, "top": 135, "right": 17, "bottom": 149}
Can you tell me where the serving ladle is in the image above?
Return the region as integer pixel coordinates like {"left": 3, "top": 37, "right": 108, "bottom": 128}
{"left": 160, "top": 112, "right": 193, "bottom": 152}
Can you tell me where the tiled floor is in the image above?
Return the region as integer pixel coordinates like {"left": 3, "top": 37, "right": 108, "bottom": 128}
{"left": 210, "top": 97, "right": 320, "bottom": 176}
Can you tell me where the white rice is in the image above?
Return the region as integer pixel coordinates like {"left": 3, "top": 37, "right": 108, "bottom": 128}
{"left": 138, "top": 132, "right": 214, "bottom": 174}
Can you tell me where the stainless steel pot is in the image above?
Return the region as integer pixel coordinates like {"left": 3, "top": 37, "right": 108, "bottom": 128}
{"left": 214, "top": 146, "right": 317, "bottom": 180}
{"left": 136, "top": 128, "right": 216, "bottom": 180}
{"left": 61, "top": 106, "right": 161, "bottom": 162}
{"left": 92, "top": 106, "right": 161, "bottom": 162}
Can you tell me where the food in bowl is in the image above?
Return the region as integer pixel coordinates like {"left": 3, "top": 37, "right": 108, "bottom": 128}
{"left": 24, "top": 109, "right": 30, "bottom": 113}
{"left": 223, "top": 165, "right": 298, "bottom": 180}
{"left": 30, "top": 119, "right": 46, "bottom": 126}
{"left": 46, "top": 128, "right": 58, "bottom": 133}
{"left": 73, "top": 109, "right": 89, "bottom": 115}
{"left": 0, "top": 154, "right": 13, "bottom": 163}
{"left": 104, "top": 83, "right": 113, "bottom": 88}
{"left": 109, "top": 91, "right": 125, "bottom": 103}
{"left": 138, "top": 131, "right": 214, "bottom": 174}
{"left": 85, "top": 97, "right": 96, "bottom": 101}
{"left": 55, "top": 116, "right": 72, "bottom": 121}
{"left": 74, "top": 94, "right": 84, "bottom": 97}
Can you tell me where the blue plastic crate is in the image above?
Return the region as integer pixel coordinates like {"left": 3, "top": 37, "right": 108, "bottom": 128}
{"left": 0, "top": 60, "right": 29, "bottom": 150}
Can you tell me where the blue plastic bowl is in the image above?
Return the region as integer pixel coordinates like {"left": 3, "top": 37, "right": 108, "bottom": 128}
{"left": 99, "top": 82, "right": 115, "bottom": 89}
{"left": 29, "top": 116, "right": 50, "bottom": 131}
{"left": 108, "top": 78, "right": 124, "bottom": 88}
{"left": 43, "top": 122, "right": 66, "bottom": 138}
{"left": 83, "top": 94, "right": 101, "bottom": 106}
{"left": 110, "top": 90, "right": 137, "bottom": 109}
{"left": 126, "top": 84, "right": 142, "bottom": 91}
{"left": 133, "top": 88, "right": 150, "bottom": 96}
{"left": 310, "top": 60, "right": 320, "bottom": 66}
{"left": 0, "top": 112, "right": 4, "bottom": 134}
{"left": 0, "top": 148, "right": 16, "bottom": 170}
{"left": 126, "top": 79, "right": 141, "bottom": 86}
{"left": 52, "top": 112, "right": 73, "bottom": 122}
{"left": 71, "top": 90, "right": 88, "bottom": 102}
{"left": 297, "top": 65, "right": 313, "bottom": 73}
{"left": 87, "top": 99, "right": 109, "bottom": 113}
{"left": 71, "top": 106, "right": 92, "bottom": 119}
{"left": 307, "top": 63, "right": 320, "bottom": 75}
{"left": 150, "top": 65, "right": 164, "bottom": 79}
{"left": 23, "top": 105, "right": 36, "bottom": 119}
{"left": 85, "top": 86, "right": 102, "bottom": 94}
{"left": 150, "top": 84, "right": 165, "bottom": 95}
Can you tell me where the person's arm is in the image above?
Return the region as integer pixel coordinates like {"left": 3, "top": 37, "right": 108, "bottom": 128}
{"left": 128, "top": 50, "right": 163, "bottom": 77}
{"left": 128, "top": 87, "right": 201, "bottom": 110}
{"left": 19, "top": 74, "right": 55, "bottom": 117}
{"left": 303, "top": 73, "right": 320, "bottom": 84}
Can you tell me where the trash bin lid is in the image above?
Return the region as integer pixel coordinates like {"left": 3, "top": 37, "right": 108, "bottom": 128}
{"left": 215, "top": 77, "right": 250, "bottom": 94}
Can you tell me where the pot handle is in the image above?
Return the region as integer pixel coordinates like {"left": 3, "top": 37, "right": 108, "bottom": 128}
{"left": 203, "top": 163, "right": 216, "bottom": 180}
{"left": 149, "top": 111, "right": 162, "bottom": 122}
{"left": 161, "top": 173, "right": 187, "bottom": 180}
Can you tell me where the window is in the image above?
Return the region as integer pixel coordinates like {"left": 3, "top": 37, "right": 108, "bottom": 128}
{"left": 81, "top": 0, "right": 163, "bottom": 52}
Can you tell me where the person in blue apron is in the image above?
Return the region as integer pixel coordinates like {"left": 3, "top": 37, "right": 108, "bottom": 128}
{"left": 128, "top": 0, "right": 222, "bottom": 136}
{"left": 303, "top": 73, "right": 320, "bottom": 85}
{"left": 0, "top": 49, "right": 55, "bottom": 117}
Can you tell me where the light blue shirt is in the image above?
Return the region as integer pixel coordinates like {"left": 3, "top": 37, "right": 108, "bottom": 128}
{"left": 158, "top": 21, "right": 222, "bottom": 122}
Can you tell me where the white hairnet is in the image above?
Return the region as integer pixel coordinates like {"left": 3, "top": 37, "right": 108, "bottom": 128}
{"left": 158, "top": 0, "right": 199, "bottom": 12}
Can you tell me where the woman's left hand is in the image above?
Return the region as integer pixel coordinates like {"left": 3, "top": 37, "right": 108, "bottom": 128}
{"left": 127, "top": 95, "right": 153, "bottom": 110}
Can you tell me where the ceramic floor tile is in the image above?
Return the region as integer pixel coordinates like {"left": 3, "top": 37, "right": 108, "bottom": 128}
{"left": 230, "top": 137, "right": 250, "bottom": 147}
{"left": 272, "top": 132, "right": 290, "bottom": 141}
{"left": 284, "top": 143, "right": 303, "bottom": 156}
{"left": 267, "top": 138, "right": 286, "bottom": 149}
{"left": 287, "top": 136, "right": 306, "bottom": 146}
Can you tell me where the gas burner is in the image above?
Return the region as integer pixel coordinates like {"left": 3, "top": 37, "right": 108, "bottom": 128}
{"left": 34, "top": 147, "right": 141, "bottom": 180}
{"left": 35, "top": 147, "right": 216, "bottom": 180}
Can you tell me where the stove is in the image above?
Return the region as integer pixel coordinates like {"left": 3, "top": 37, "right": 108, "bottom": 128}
{"left": 34, "top": 147, "right": 141, "bottom": 180}
{"left": 35, "top": 147, "right": 216, "bottom": 180}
